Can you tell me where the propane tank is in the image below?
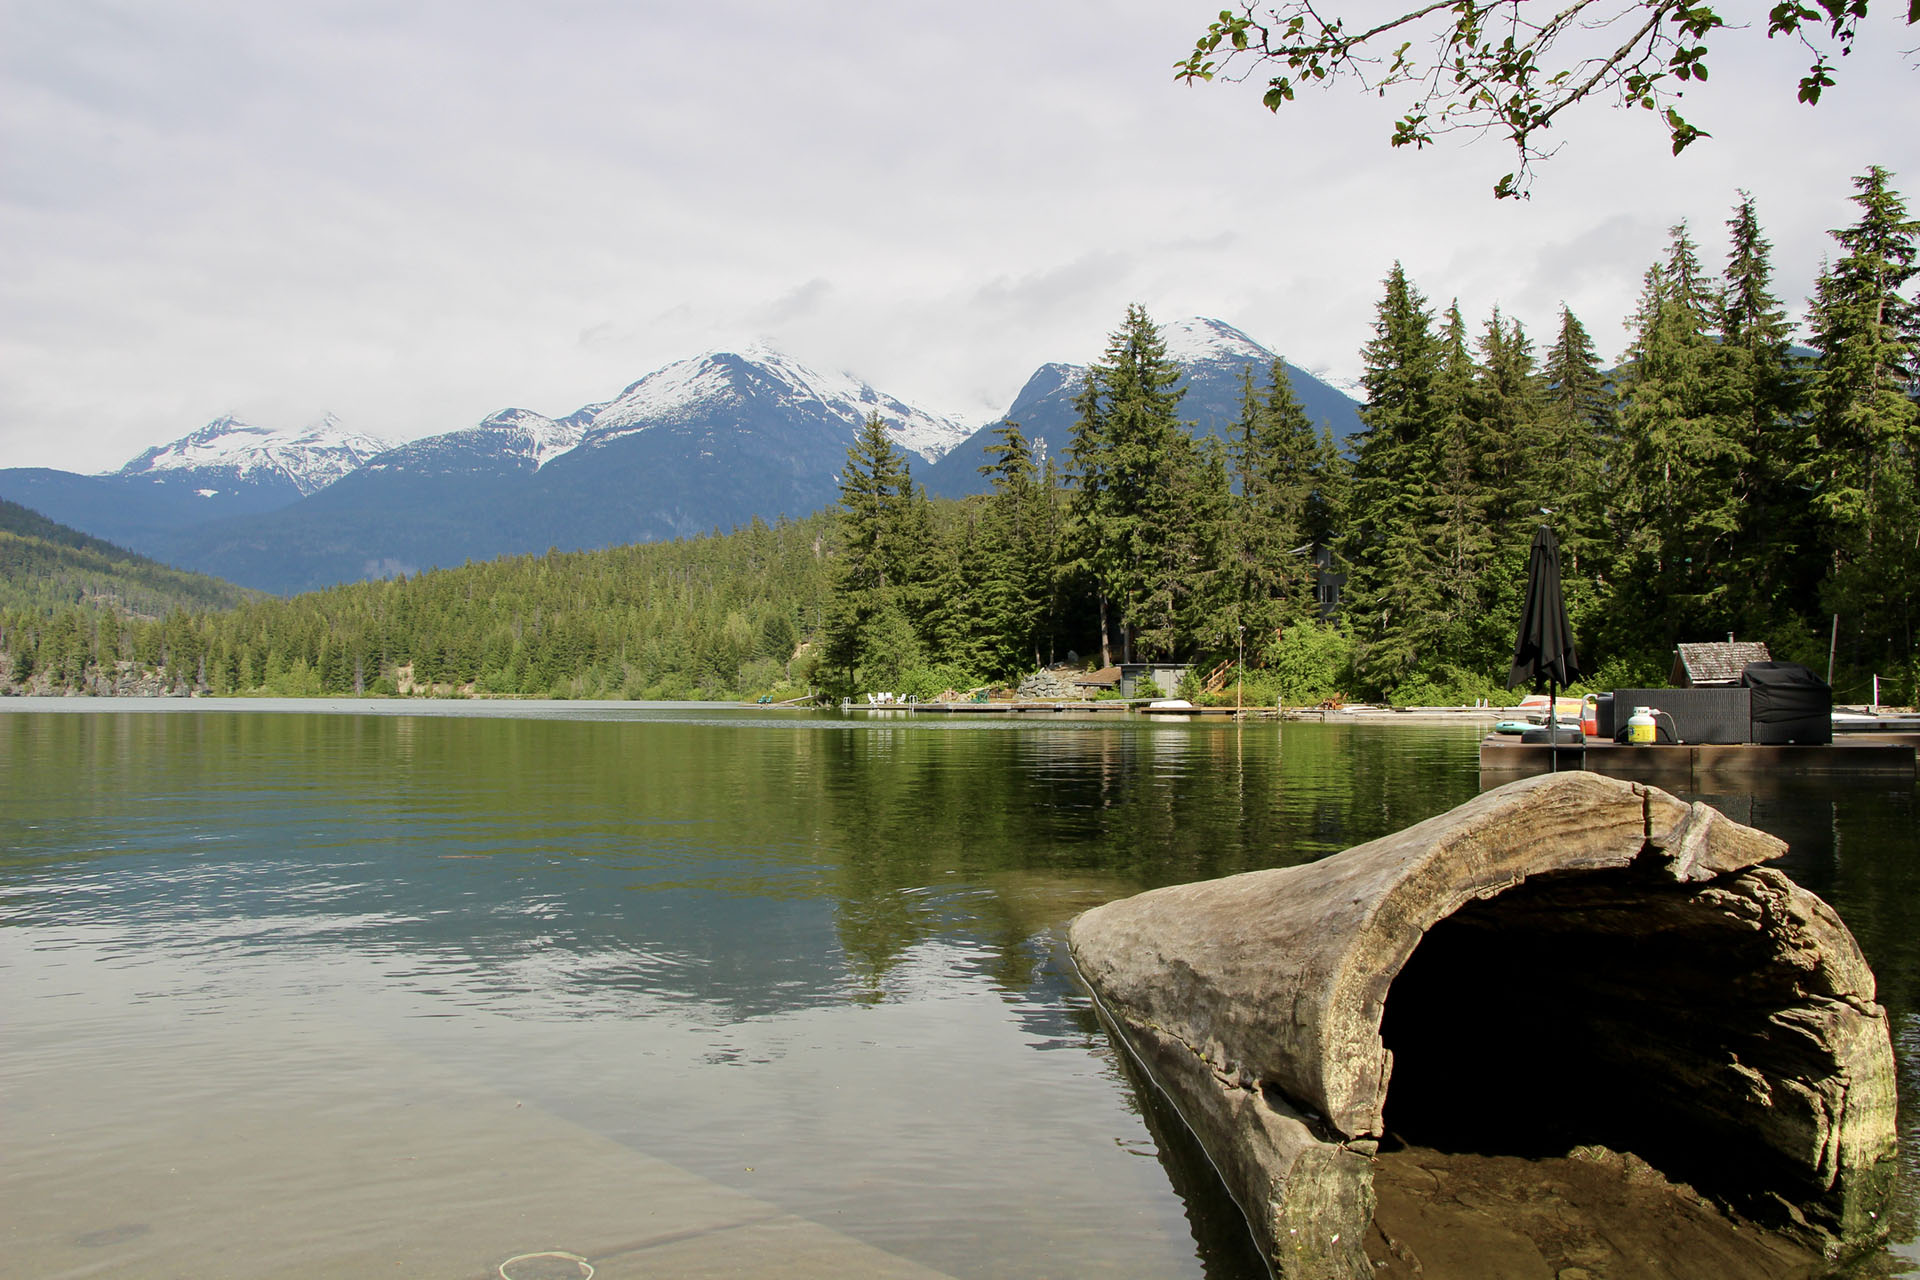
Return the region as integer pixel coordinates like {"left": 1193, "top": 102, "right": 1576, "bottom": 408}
{"left": 1626, "top": 706, "right": 1658, "bottom": 745}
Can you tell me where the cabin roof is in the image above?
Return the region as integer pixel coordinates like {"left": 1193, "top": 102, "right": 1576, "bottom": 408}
{"left": 1671, "top": 641, "right": 1772, "bottom": 687}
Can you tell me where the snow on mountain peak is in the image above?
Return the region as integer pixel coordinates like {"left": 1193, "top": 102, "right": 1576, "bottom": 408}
{"left": 115, "top": 414, "right": 396, "bottom": 496}
{"left": 587, "top": 344, "right": 971, "bottom": 462}
{"left": 475, "top": 407, "right": 586, "bottom": 470}
{"left": 1160, "top": 317, "right": 1274, "bottom": 367}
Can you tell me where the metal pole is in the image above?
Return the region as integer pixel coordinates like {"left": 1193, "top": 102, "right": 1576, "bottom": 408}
{"left": 1237, "top": 625, "right": 1244, "bottom": 719}
{"left": 1547, "top": 676, "right": 1558, "bottom": 754}
{"left": 1828, "top": 614, "right": 1840, "bottom": 685}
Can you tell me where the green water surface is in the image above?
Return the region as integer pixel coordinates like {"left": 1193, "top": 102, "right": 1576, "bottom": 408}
{"left": 1, "top": 701, "right": 1914, "bottom": 1277}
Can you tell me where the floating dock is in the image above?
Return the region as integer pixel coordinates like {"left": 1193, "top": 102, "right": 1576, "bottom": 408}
{"left": 1481, "top": 732, "right": 1919, "bottom": 784}
{"left": 851, "top": 700, "right": 1283, "bottom": 717}
{"left": 863, "top": 700, "right": 1132, "bottom": 714}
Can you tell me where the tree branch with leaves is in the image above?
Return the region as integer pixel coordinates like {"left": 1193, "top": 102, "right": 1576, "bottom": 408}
{"left": 1177, "top": 1, "right": 1903, "bottom": 197}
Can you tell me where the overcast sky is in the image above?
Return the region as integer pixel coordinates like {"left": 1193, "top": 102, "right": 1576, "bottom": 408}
{"left": 3, "top": 1, "right": 1916, "bottom": 474}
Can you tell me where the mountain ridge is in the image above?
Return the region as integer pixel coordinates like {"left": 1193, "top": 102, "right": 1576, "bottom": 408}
{"left": 0, "top": 497, "right": 255, "bottom": 620}
{"left": 0, "top": 319, "right": 1363, "bottom": 594}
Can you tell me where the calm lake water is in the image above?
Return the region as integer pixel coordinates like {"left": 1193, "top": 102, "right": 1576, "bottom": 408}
{"left": 2, "top": 699, "right": 1915, "bottom": 1278}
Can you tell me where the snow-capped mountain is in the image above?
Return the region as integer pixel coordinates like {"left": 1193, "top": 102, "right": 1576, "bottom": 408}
{"left": 1159, "top": 316, "right": 1273, "bottom": 368}
{"left": 133, "top": 345, "right": 979, "bottom": 592}
{"left": 0, "top": 323, "right": 1361, "bottom": 595}
{"left": 356, "top": 407, "right": 589, "bottom": 480}
{"left": 0, "top": 413, "right": 396, "bottom": 553}
{"left": 922, "top": 317, "right": 1364, "bottom": 498}
{"left": 116, "top": 414, "right": 395, "bottom": 497}
{"left": 584, "top": 344, "right": 971, "bottom": 463}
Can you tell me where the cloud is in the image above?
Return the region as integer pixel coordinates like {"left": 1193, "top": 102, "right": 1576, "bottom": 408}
{"left": 1, "top": 1, "right": 1914, "bottom": 471}
{"left": 755, "top": 278, "right": 834, "bottom": 327}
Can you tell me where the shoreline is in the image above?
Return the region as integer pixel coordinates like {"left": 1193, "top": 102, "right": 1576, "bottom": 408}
{"left": 0, "top": 693, "right": 1514, "bottom": 727}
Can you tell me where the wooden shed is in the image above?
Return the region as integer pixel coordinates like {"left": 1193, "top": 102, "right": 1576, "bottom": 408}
{"left": 1670, "top": 640, "right": 1771, "bottom": 687}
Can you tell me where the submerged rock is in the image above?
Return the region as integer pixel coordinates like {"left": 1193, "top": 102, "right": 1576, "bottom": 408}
{"left": 1068, "top": 772, "right": 1897, "bottom": 1280}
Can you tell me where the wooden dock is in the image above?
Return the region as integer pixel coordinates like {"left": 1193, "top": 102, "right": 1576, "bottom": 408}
{"left": 1480, "top": 732, "right": 1919, "bottom": 784}
{"left": 852, "top": 699, "right": 1283, "bottom": 717}
{"left": 882, "top": 700, "right": 1132, "bottom": 714}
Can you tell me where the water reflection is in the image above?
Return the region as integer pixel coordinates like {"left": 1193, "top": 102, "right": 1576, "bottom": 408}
{"left": 2, "top": 707, "right": 1913, "bottom": 1277}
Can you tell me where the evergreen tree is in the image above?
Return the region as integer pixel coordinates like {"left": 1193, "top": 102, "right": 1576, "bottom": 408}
{"left": 1067, "top": 305, "right": 1189, "bottom": 663}
{"left": 1419, "top": 303, "right": 1490, "bottom": 671}
{"left": 1225, "top": 362, "right": 1323, "bottom": 646}
{"left": 1715, "top": 192, "right": 1813, "bottom": 637}
{"left": 1136, "top": 433, "right": 1232, "bottom": 658}
{"left": 824, "top": 414, "right": 916, "bottom": 691}
{"left": 974, "top": 421, "right": 1055, "bottom": 675}
{"left": 1609, "top": 224, "right": 1748, "bottom": 654}
{"left": 1540, "top": 303, "right": 1617, "bottom": 635}
{"left": 1804, "top": 166, "right": 1920, "bottom": 687}
{"left": 1341, "top": 263, "right": 1443, "bottom": 695}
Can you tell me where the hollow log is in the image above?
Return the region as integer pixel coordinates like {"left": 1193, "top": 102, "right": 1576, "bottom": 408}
{"left": 1067, "top": 772, "right": 1897, "bottom": 1280}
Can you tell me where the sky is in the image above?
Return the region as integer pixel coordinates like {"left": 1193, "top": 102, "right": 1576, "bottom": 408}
{"left": 2, "top": 0, "right": 1916, "bottom": 474}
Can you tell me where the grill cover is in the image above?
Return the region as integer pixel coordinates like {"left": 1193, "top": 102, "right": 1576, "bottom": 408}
{"left": 1743, "top": 661, "right": 1832, "bottom": 744}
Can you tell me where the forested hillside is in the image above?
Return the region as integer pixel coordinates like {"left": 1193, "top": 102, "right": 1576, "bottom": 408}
{"left": 2, "top": 514, "right": 835, "bottom": 698}
{"left": 6, "top": 168, "right": 1914, "bottom": 706}
{"left": 819, "top": 169, "right": 1920, "bottom": 708}
{"left": 0, "top": 498, "right": 254, "bottom": 618}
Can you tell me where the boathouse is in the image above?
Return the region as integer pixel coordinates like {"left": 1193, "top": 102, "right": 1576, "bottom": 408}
{"left": 1115, "top": 662, "right": 1189, "bottom": 700}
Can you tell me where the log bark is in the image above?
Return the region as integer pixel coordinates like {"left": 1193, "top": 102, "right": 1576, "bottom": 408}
{"left": 1068, "top": 772, "right": 1898, "bottom": 1279}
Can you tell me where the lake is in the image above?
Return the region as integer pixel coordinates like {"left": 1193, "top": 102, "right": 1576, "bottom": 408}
{"left": 2, "top": 700, "right": 1914, "bottom": 1278}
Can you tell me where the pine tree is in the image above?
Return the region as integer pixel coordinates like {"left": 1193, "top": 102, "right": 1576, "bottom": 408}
{"left": 1610, "top": 224, "right": 1749, "bottom": 652}
{"left": 1137, "top": 438, "right": 1230, "bottom": 665}
{"left": 973, "top": 421, "right": 1054, "bottom": 675}
{"left": 1804, "top": 166, "right": 1920, "bottom": 686}
{"left": 1226, "top": 362, "right": 1323, "bottom": 647}
{"left": 1715, "top": 192, "right": 1813, "bottom": 638}
{"left": 1540, "top": 303, "right": 1616, "bottom": 637}
{"left": 1068, "top": 305, "right": 1188, "bottom": 664}
{"left": 1419, "top": 303, "right": 1495, "bottom": 675}
{"left": 1341, "top": 263, "right": 1444, "bottom": 695}
{"left": 824, "top": 413, "right": 916, "bottom": 691}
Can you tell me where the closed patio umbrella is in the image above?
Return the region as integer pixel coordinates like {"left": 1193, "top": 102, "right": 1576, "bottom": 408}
{"left": 1508, "top": 525, "right": 1582, "bottom": 745}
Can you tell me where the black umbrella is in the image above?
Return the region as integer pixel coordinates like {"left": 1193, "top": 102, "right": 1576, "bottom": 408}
{"left": 1508, "top": 525, "right": 1582, "bottom": 745}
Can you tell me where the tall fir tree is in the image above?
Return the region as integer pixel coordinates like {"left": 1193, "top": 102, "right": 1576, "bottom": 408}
{"left": 1425, "top": 302, "right": 1495, "bottom": 672}
{"left": 1136, "top": 434, "right": 1233, "bottom": 658}
{"left": 1609, "top": 224, "right": 1749, "bottom": 654}
{"left": 1803, "top": 166, "right": 1920, "bottom": 687}
{"left": 1226, "top": 361, "right": 1325, "bottom": 646}
{"left": 973, "top": 421, "right": 1055, "bottom": 675}
{"left": 1067, "top": 304, "right": 1189, "bottom": 663}
{"left": 1540, "top": 303, "right": 1616, "bottom": 640}
{"left": 1714, "top": 193, "right": 1814, "bottom": 639}
{"left": 1341, "top": 263, "right": 1443, "bottom": 695}
{"left": 824, "top": 413, "right": 917, "bottom": 692}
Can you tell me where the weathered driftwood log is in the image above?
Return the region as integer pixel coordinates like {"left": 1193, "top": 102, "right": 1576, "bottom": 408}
{"left": 1068, "top": 771, "right": 1898, "bottom": 1280}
